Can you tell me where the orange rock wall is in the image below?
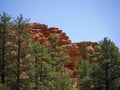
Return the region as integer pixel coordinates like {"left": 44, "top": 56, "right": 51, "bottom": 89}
{"left": 29, "top": 23, "right": 99, "bottom": 73}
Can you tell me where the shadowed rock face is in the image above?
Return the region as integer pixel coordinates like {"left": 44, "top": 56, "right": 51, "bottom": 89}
{"left": 29, "top": 23, "right": 100, "bottom": 74}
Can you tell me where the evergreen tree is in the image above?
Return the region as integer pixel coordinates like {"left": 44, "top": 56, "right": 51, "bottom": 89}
{"left": 75, "top": 57, "right": 92, "bottom": 90}
{"left": 48, "top": 33, "right": 69, "bottom": 72}
{"left": 29, "top": 41, "right": 55, "bottom": 90}
{"left": 91, "top": 37, "right": 120, "bottom": 90}
{"left": 7, "top": 14, "right": 31, "bottom": 90}
{"left": 48, "top": 33, "right": 72, "bottom": 90}
{"left": 75, "top": 42, "right": 92, "bottom": 90}
{"left": 79, "top": 42, "right": 88, "bottom": 59}
{"left": 0, "top": 12, "right": 11, "bottom": 85}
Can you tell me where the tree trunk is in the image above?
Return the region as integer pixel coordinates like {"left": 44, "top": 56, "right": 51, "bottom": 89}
{"left": 105, "top": 80, "right": 109, "bottom": 90}
{"left": 35, "top": 57, "right": 38, "bottom": 89}
{"left": 105, "top": 63, "right": 109, "bottom": 90}
{"left": 16, "top": 38, "right": 21, "bottom": 90}
{"left": 1, "top": 25, "right": 5, "bottom": 84}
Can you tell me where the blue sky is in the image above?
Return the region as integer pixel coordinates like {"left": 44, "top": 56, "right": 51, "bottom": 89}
{"left": 0, "top": 0, "right": 120, "bottom": 49}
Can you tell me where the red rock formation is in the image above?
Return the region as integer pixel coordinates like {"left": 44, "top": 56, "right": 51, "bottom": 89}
{"left": 29, "top": 23, "right": 99, "bottom": 74}
{"left": 29, "top": 23, "right": 71, "bottom": 45}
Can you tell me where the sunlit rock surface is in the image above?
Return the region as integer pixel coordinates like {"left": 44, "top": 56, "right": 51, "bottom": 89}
{"left": 29, "top": 23, "right": 100, "bottom": 74}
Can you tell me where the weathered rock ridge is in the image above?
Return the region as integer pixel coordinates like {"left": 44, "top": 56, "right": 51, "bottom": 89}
{"left": 29, "top": 23, "right": 100, "bottom": 74}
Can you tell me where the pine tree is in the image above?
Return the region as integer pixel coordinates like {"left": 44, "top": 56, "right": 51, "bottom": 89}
{"left": 91, "top": 37, "right": 120, "bottom": 90}
{"left": 7, "top": 14, "right": 31, "bottom": 90}
{"left": 75, "top": 42, "right": 93, "bottom": 90}
{"left": 75, "top": 57, "right": 92, "bottom": 90}
{"left": 48, "top": 33, "right": 72, "bottom": 90}
{"left": 79, "top": 42, "right": 88, "bottom": 59}
{"left": 0, "top": 12, "right": 11, "bottom": 85}
{"left": 48, "top": 33, "right": 69, "bottom": 72}
{"left": 29, "top": 41, "right": 55, "bottom": 90}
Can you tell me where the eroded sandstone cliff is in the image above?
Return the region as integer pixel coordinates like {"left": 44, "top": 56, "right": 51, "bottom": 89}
{"left": 29, "top": 23, "right": 100, "bottom": 75}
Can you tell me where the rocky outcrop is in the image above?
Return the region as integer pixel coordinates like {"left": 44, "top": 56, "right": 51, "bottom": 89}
{"left": 29, "top": 23, "right": 100, "bottom": 74}
{"left": 29, "top": 23, "right": 71, "bottom": 45}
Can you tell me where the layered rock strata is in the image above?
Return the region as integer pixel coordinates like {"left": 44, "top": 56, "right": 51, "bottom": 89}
{"left": 29, "top": 23, "right": 99, "bottom": 74}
